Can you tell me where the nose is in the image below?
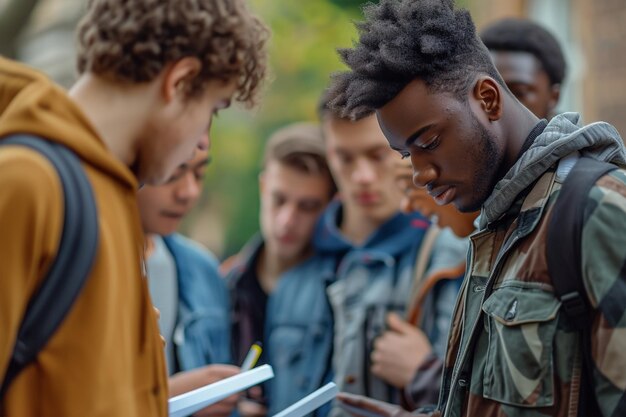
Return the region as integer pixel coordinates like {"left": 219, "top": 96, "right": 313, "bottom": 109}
{"left": 197, "top": 132, "right": 210, "bottom": 151}
{"left": 410, "top": 154, "right": 437, "bottom": 188}
{"left": 174, "top": 171, "right": 201, "bottom": 203}
{"left": 352, "top": 159, "right": 376, "bottom": 185}
{"left": 277, "top": 203, "right": 298, "bottom": 230}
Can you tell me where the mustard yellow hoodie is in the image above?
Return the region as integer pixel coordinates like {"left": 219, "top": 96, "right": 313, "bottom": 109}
{"left": 0, "top": 58, "right": 168, "bottom": 416}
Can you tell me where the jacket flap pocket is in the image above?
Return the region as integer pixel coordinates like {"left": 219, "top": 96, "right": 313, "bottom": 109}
{"left": 482, "top": 285, "right": 561, "bottom": 326}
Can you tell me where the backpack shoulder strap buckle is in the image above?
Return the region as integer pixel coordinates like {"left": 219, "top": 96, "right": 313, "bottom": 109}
{"left": 560, "top": 291, "right": 588, "bottom": 319}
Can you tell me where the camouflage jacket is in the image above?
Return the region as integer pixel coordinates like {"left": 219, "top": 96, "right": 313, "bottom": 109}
{"left": 437, "top": 114, "right": 626, "bottom": 417}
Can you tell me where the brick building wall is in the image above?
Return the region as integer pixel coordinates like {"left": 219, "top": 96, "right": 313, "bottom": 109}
{"left": 573, "top": 0, "right": 626, "bottom": 136}
{"left": 468, "top": 0, "right": 626, "bottom": 139}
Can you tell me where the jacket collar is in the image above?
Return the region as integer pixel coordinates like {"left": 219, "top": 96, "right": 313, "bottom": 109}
{"left": 480, "top": 113, "right": 625, "bottom": 229}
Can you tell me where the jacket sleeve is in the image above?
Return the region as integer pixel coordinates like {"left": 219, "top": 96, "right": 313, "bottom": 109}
{"left": 402, "top": 353, "right": 443, "bottom": 411}
{"left": 0, "top": 148, "right": 63, "bottom": 380}
{"left": 581, "top": 170, "right": 626, "bottom": 417}
{"left": 431, "top": 278, "right": 462, "bottom": 359}
{"left": 168, "top": 235, "right": 233, "bottom": 369}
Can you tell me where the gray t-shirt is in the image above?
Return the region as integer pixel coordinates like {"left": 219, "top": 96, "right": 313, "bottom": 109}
{"left": 146, "top": 235, "right": 178, "bottom": 375}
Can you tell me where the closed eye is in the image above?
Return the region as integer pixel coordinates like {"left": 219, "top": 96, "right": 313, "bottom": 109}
{"left": 419, "top": 136, "right": 440, "bottom": 151}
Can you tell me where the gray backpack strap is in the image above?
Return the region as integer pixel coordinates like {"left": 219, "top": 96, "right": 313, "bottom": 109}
{"left": 0, "top": 134, "right": 99, "bottom": 399}
{"left": 546, "top": 156, "right": 617, "bottom": 417}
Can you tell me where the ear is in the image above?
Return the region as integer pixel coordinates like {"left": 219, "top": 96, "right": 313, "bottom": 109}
{"left": 162, "top": 57, "right": 202, "bottom": 102}
{"left": 472, "top": 77, "right": 502, "bottom": 122}
{"left": 549, "top": 83, "right": 561, "bottom": 112}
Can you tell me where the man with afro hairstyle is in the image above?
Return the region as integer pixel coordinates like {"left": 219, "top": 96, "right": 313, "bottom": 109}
{"left": 480, "top": 18, "right": 567, "bottom": 120}
{"left": 0, "top": 0, "right": 268, "bottom": 416}
{"left": 327, "top": 1, "right": 626, "bottom": 417}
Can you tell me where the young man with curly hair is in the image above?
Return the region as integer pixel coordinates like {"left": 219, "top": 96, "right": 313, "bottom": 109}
{"left": 326, "top": 1, "right": 626, "bottom": 417}
{"left": 480, "top": 18, "right": 567, "bottom": 120}
{"left": 0, "top": 0, "right": 268, "bottom": 416}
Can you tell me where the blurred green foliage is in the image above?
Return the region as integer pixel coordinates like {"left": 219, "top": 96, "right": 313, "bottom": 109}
{"left": 0, "top": 0, "right": 40, "bottom": 58}
{"left": 190, "top": 0, "right": 364, "bottom": 258}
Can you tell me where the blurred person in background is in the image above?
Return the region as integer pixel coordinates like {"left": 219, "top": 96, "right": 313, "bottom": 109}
{"left": 139, "top": 148, "right": 237, "bottom": 417}
{"left": 317, "top": 102, "right": 466, "bottom": 416}
{"left": 222, "top": 122, "right": 336, "bottom": 417}
{"left": 0, "top": 0, "right": 268, "bottom": 415}
{"left": 480, "top": 17, "right": 567, "bottom": 120}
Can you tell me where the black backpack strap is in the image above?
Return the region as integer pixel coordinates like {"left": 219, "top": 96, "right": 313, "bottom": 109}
{"left": 547, "top": 156, "right": 617, "bottom": 417}
{"left": 0, "top": 135, "right": 99, "bottom": 398}
{"left": 547, "top": 157, "right": 617, "bottom": 323}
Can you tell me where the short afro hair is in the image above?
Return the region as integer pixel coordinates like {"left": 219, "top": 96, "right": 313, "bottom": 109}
{"left": 327, "top": 0, "right": 504, "bottom": 120}
{"left": 480, "top": 18, "right": 566, "bottom": 86}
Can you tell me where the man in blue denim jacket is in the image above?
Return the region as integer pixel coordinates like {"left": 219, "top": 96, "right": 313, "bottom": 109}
{"left": 222, "top": 123, "right": 337, "bottom": 417}
{"left": 139, "top": 148, "right": 238, "bottom": 417}
{"left": 317, "top": 105, "right": 466, "bottom": 417}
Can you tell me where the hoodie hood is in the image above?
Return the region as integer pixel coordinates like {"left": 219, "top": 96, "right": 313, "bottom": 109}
{"left": 480, "top": 112, "right": 626, "bottom": 229}
{"left": 313, "top": 199, "right": 431, "bottom": 257}
{"left": 0, "top": 57, "right": 137, "bottom": 189}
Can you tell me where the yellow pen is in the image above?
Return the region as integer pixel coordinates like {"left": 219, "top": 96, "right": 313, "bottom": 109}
{"left": 240, "top": 342, "right": 263, "bottom": 371}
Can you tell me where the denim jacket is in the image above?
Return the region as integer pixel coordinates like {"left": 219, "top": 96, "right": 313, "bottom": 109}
{"left": 225, "top": 236, "right": 335, "bottom": 417}
{"left": 313, "top": 201, "right": 440, "bottom": 414}
{"left": 163, "top": 234, "right": 231, "bottom": 371}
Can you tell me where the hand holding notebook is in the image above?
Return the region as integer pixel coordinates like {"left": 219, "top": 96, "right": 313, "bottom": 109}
{"left": 169, "top": 365, "right": 274, "bottom": 417}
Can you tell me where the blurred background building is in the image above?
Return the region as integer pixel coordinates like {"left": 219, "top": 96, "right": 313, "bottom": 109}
{"left": 1, "top": 0, "right": 625, "bottom": 258}
{"left": 470, "top": 0, "right": 626, "bottom": 136}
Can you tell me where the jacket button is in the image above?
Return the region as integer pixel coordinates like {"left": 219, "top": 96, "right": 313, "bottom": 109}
{"left": 345, "top": 375, "right": 357, "bottom": 384}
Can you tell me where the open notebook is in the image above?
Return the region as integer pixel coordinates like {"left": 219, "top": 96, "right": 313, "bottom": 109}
{"left": 169, "top": 365, "right": 274, "bottom": 417}
{"left": 273, "top": 382, "right": 338, "bottom": 417}
{"left": 168, "top": 364, "right": 337, "bottom": 417}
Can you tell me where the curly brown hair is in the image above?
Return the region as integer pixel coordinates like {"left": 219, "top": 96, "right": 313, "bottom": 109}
{"left": 76, "top": 0, "right": 269, "bottom": 106}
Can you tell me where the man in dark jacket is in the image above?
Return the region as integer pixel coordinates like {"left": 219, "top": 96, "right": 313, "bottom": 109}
{"left": 325, "top": 1, "right": 626, "bottom": 416}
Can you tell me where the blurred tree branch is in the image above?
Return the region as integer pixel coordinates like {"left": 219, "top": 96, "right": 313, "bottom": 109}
{"left": 0, "top": 0, "right": 41, "bottom": 58}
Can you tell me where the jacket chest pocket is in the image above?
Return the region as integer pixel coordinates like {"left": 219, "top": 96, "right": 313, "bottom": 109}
{"left": 268, "top": 325, "right": 306, "bottom": 367}
{"left": 481, "top": 285, "right": 561, "bottom": 408}
{"left": 267, "top": 322, "right": 331, "bottom": 395}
